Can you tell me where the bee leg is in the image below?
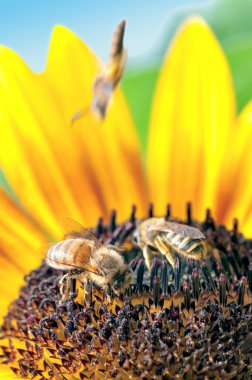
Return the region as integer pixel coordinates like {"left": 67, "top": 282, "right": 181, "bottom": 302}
{"left": 59, "top": 274, "right": 72, "bottom": 301}
{"left": 154, "top": 237, "right": 175, "bottom": 268}
{"left": 104, "top": 285, "right": 113, "bottom": 303}
{"left": 59, "top": 271, "right": 81, "bottom": 302}
{"left": 82, "top": 280, "right": 92, "bottom": 305}
{"left": 143, "top": 245, "right": 152, "bottom": 272}
{"left": 83, "top": 280, "right": 92, "bottom": 295}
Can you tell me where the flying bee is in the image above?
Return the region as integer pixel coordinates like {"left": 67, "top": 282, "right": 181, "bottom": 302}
{"left": 71, "top": 19, "right": 127, "bottom": 123}
{"left": 45, "top": 222, "right": 133, "bottom": 300}
{"left": 134, "top": 217, "right": 206, "bottom": 271}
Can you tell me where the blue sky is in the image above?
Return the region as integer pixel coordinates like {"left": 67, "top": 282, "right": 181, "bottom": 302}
{"left": 0, "top": 0, "right": 209, "bottom": 72}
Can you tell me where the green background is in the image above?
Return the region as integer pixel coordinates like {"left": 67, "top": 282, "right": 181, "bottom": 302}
{"left": 1, "top": 0, "right": 252, "bottom": 192}
{"left": 122, "top": 0, "right": 252, "bottom": 156}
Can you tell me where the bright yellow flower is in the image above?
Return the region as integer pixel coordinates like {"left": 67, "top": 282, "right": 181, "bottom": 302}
{"left": 0, "top": 16, "right": 251, "bottom": 378}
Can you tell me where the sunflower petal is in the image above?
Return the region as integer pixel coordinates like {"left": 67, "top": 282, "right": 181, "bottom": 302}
{"left": 0, "top": 366, "right": 22, "bottom": 380}
{"left": 0, "top": 258, "right": 24, "bottom": 323}
{"left": 0, "top": 188, "right": 46, "bottom": 253}
{"left": 215, "top": 101, "right": 252, "bottom": 235}
{"left": 147, "top": 17, "right": 236, "bottom": 219}
{"left": 0, "top": 46, "right": 109, "bottom": 239}
{"left": 0, "top": 189, "right": 46, "bottom": 320}
{"left": 44, "top": 25, "right": 147, "bottom": 219}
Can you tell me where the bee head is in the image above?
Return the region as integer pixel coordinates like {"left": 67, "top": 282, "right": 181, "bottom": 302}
{"left": 112, "top": 267, "right": 133, "bottom": 295}
{"left": 132, "top": 219, "right": 142, "bottom": 244}
{"left": 132, "top": 230, "right": 139, "bottom": 244}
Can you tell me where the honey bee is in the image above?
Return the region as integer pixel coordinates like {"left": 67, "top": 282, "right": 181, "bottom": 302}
{"left": 134, "top": 218, "right": 206, "bottom": 270}
{"left": 71, "top": 19, "right": 127, "bottom": 123}
{"left": 45, "top": 222, "right": 133, "bottom": 300}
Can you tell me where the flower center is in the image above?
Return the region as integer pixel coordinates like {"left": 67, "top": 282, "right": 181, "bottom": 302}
{"left": 0, "top": 205, "right": 251, "bottom": 379}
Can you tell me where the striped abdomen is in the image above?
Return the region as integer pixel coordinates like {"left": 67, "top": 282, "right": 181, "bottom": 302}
{"left": 154, "top": 231, "right": 206, "bottom": 260}
{"left": 46, "top": 238, "right": 89, "bottom": 271}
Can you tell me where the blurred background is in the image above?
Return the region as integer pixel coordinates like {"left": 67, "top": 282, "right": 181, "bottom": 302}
{"left": 1, "top": 0, "right": 252, "bottom": 155}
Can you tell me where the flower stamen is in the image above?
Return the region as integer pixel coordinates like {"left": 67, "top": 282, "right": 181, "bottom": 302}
{"left": 0, "top": 205, "right": 251, "bottom": 379}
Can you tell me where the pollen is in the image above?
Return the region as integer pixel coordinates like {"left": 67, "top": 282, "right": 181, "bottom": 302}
{"left": 0, "top": 205, "right": 252, "bottom": 379}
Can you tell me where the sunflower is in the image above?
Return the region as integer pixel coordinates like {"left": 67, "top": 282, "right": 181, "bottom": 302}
{"left": 0, "top": 16, "right": 251, "bottom": 379}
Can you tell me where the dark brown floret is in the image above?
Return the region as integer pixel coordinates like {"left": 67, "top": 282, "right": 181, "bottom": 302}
{"left": 0, "top": 205, "right": 252, "bottom": 379}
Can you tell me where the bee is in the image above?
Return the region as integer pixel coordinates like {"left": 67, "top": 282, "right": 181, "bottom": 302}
{"left": 71, "top": 19, "right": 127, "bottom": 123}
{"left": 134, "top": 217, "right": 206, "bottom": 271}
{"left": 45, "top": 222, "right": 133, "bottom": 300}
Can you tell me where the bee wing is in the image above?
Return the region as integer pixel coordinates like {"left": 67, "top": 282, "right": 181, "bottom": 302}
{"left": 106, "top": 20, "right": 127, "bottom": 86}
{"left": 71, "top": 107, "right": 90, "bottom": 125}
{"left": 63, "top": 219, "right": 104, "bottom": 248}
{"left": 40, "top": 242, "right": 54, "bottom": 260}
{"left": 109, "top": 19, "right": 126, "bottom": 59}
{"left": 43, "top": 239, "right": 101, "bottom": 275}
{"left": 148, "top": 221, "right": 205, "bottom": 239}
{"left": 107, "top": 245, "right": 127, "bottom": 253}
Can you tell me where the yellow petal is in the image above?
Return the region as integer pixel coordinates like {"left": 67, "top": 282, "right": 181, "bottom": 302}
{"left": 44, "top": 25, "right": 147, "bottom": 220}
{"left": 0, "top": 46, "right": 108, "bottom": 239}
{"left": 147, "top": 17, "right": 236, "bottom": 220}
{"left": 0, "top": 258, "right": 24, "bottom": 323}
{"left": 0, "top": 188, "right": 46, "bottom": 253}
{"left": 215, "top": 101, "right": 252, "bottom": 236}
{"left": 0, "top": 366, "right": 23, "bottom": 380}
{"left": 243, "top": 215, "right": 252, "bottom": 238}
{"left": 0, "top": 189, "right": 46, "bottom": 320}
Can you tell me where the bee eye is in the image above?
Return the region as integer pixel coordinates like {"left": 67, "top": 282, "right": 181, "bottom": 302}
{"left": 113, "top": 274, "right": 125, "bottom": 291}
{"left": 113, "top": 281, "right": 122, "bottom": 291}
{"left": 132, "top": 232, "right": 138, "bottom": 243}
